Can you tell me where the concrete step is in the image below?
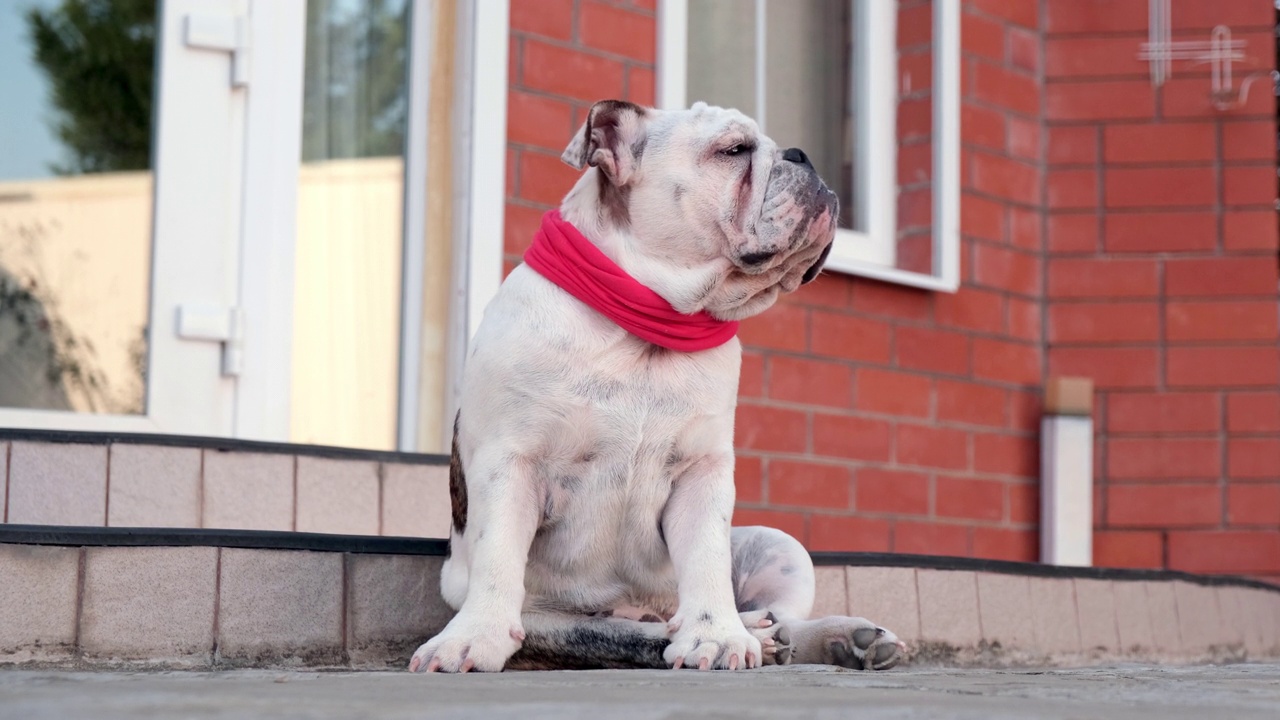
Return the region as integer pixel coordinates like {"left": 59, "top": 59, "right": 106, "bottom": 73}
{"left": 1, "top": 526, "right": 1277, "bottom": 670}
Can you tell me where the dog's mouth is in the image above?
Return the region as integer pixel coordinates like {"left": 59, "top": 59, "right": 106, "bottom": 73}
{"left": 801, "top": 242, "right": 833, "bottom": 284}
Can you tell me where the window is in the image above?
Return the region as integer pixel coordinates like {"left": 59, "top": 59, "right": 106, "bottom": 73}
{"left": 659, "top": 0, "right": 959, "bottom": 291}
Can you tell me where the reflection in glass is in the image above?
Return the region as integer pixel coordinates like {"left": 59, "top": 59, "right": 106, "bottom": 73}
{"left": 291, "top": 0, "right": 410, "bottom": 450}
{"left": 0, "top": 0, "right": 155, "bottom": 414}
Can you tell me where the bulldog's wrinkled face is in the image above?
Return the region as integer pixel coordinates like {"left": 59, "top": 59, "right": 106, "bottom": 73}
{"left": 561, "top": 100, "right": 839, "bottom": 321}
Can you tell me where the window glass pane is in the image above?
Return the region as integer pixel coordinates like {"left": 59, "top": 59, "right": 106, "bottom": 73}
{"left": 764, "top": 0, "right": 856, "bottom": 231}
{"left": 0, "top": 0, "right": 155, "bottom": 414}
{"left": 292, "top": 0, "right": 410, "bottom": 451}
{"left": 686, "top": 0, "right": 758, "bottom": 121}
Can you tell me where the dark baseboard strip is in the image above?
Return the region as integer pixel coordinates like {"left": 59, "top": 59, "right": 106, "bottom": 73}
{"left": 2, "top": 524, "right": 1275, "bottom": 595}
{"left": 0, "top": 524, "right": 450, "bottom": 556}
{"left": 0, "top": 428, "right": 449, "bottom": 466}
{"left": 812, "top": 551, "right": 1280, "bottom": 593}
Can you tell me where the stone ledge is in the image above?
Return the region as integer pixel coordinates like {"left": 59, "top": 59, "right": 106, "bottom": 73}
{"left": 1, "top": 535, "right": 1276, "bottom": 670}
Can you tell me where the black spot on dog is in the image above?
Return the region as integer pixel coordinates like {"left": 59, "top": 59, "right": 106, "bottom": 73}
{"left": 449, "top": 411, "right": 467, "bottom": 533}
{"left": 697, "top": 612, "right": 713, "bottom": 624}
{"left": 639, "top": 614, "right": 663, "bottom": 623}
{"left": 673, "top": 184, "right": 686, "bottom": 202}
{"left": 506, "top": 619, "right": 670, "bottom": 670}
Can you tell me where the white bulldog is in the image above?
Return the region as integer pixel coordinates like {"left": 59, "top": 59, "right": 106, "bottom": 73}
{"left": 409, "top": 100, "right": 905, "bottom": 673}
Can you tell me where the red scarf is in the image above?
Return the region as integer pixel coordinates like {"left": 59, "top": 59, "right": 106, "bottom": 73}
{"left": 523, "top": 210, "right": 739, "bottom": 352}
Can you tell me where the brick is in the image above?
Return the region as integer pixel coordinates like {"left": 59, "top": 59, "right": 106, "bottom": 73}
{"left": 935, "top": 287, "right": 1005, "bottom": 333}
{"left": 741, "top": 303, "right": 807, "bottom": 352}
{"left": 855, "top": 468, "right": 929, "bottom": 516}
{"left": 972, "top": 338, "right": 1040, "bottom": 386}
{"left": 7, "top": 441, "right": 106, "bottom": 526}
{"left": 970, "top": 0, "right": 1036, "bottom": 27}
{"left": 580, "top": 1, "right": 655, "bottom": 63}
{"left": 1047, "top": 126, "right": 1098, "bottom": 166}
{"left": 734, "top": 404, "right": 807, "bottom": 454}
{"left": 973, "top": 528, "right": 1039, "bottom": 563}
{"left": 1047, "top": 213, "right": 1098, "bottom": 253}
{"left": 811, "top": 566, "right": 849, "bottom": 618}
{"left": 855, "top": 368, "right": 931, "bottom": 418}
{"left": 1224, "top": 210, "right": 1280, "bottom": 250}
{"left": 217, "top": 549, "right": 344, "bottom": 662}
{"left": 892, "top": 521, "right": 969, "bottom": 557}
{"left": 347, "top": 554, "right": 451, "bottom": 662}
{"left": 1047, "top": 258, "right": 1158, "bottom": 298}
{"left": 507, "top": 91, "right": 576, "bottom": 150}
{"left": 1142, "top": 581, "right": 1183, "bottom": 654}
{"left": 808, "top": 515, "right": 890, "bottom": 552}
{"left": 977, "top": 574, "right": 1036, "bottom": 649}
{"left": 916, "top": 570, "right": 982, "bottom": 645}
{"left": 106, "top": 444, "right": 201, "bottom": 528}
{"left": 1227, "top": 392, "right": 1280, "bottom": 432}
{"left": 1046, "top": 80, "right": 1154, "bottom": 121}
{"left": 1168, "top": 532, "right": 1280, "bottom": 574}
{"left": 786, "top": 273, "right": 851, "bottom": 310}
{"left": 0, "top": 545, "right": 78, "bottom": 660}
{"left": 1224, "top": 165, "right": 1279, "bottom": 207}
{"left": 1228, "top": 438, "right": 1280, "bottom": 479}
{"left": 768, "top": 460, "right": 851, "bottom": 509}
{"left": 846, "top": 567, "right": 920, "bottom": 641}
{"left": 1108, "top": 484, "right": 1221, "bottom": 528}
{"left": 1074, "top": 579, "right": 1120, "bottom": 651}
{"left": 734, "top": 455, "right": 763, "bottom": 504}
{"left": 1167, "top": 301, "right": 1278, "bottom": 342}
{"left": 1009, "top": 389, "right": 1042, "bottom": 431}
{"left": 971, "top": 151, "right": 1039, "bottom": 205}
{"left": 1007, "top": 296, "right": 1040, "bottom": 342}
{"left": 974, "top": 243, "right": 1041, "bottom": 296}
{"left": 1174, "top": 581, "right": 1227, "bottom": 654}
{"left": 961, "top": 11, "right": 1003, "bottom": 62}
{"left": 739, "top": 352, "right": 764, "bottom": 397}
{"left": 504, "top": 203, "right": 543, "bottom": 255}
{"left": 510, "top": 0, "right": 573, "bottom": 40}
{"left": 1165, "top": 257, "right": 1280, "bottom": 298}
{"left": 1047, "top": 168, "right": 1097, "bottom": 210}
{"left": 80, "top": 547, "right": 216, "bottom": 661}
{"left": 898, "top": 142, "right": 933, "bottom": 187}
{"left": 936, "top": 380, "right": 1006, "bottom": 428}
{"left": 1107, "top": 438, "right": 1221, "bottom": 480}
{"left": 1045, "top": 0, "right": 1148, "bottom": 33}
{"left": 812, "top": 413, "right": 892, "bottom": 462}
{"left": 808, "top": 312, "right": 895, "bottom": 364}
{"left": 1093, "top": 530, "right": 1164, "bottom": 568}
{"left": 1049, "top": 347, "right": 1159, "bottom": 389}
{"left": 1162, "top": 75, "right": 1275, "bottom": 119}
{"left": 895, "top": 327, "right": 970, "bottom": 376}
{"left": 1008, "top": 206, "right": 1041, "bottom": 252}
{"left": 1223, "top": 121, "right": 1276, "bottom": 162}
{"left": 1049, "top": 302, "right": 1160, "bottom": 343}
{"left": 1028, "top": 578, "right": 1082, "bottom": 653}
{"left": 973, "top": 62, "right": 1039, "bottom": 117}
{"left": 1103, "top": 123, "right": 1216, "bottom": 164}
{"left": 626, "top": 65, "right": 655, "bottom": 105}
{"left": 732, "top": 508, "right": 807, "bottom": 543}
{"left": 898, "top": 188, "right": 933, "bottom": 231}
{"left": 1108, "top": 393, "right": 1220, "bottom": 434}
{"left": 1045, "top": 37, "right": 1144, "bottom": 79}
{"left": 974, "top": 433, "right": 1038, "bottom": 478}
{"left": 853, "top": 281, "right": 934, "bottom": 322}
{"left": 518, "top": 149, "right": 580, "bottom": 206}
{"left": 1104, "top": 212, "right": 1217, "bottom": 253}
{"left": 898, "top": 97, "right": 932, "bottom": 141}
{"left": 1008, "top": 481, "right": 1039, "bottom": 523}
{"left": 1227, "top": 484, "right": 1280, "bottom": 526}
{"left": 202, "top": 451, "right": 294, "bottom": 532}
{"left": 768, "top": 356, "right": 852, "bottom": 409}
{"left": 381, "top": 463, "right": 450, "bottom": 539}
{"left": 896, "top": 425, "right": 968, "bottom": 470}
{"left": 1009, "top": 27, "right": 1038, "bottom": 73}
{"left": 898, "top": 1, "right": 932, "bottom": 47}
{"left": 936, "top": 476, "right": 1003, "bottom": 521}
{"left": 294, "top": 457, "right": 380, "bottom": 536}
{"left": 1105, "top": 167, "right": 1216, "bottom": 209}
{"left": 1112, "top": 581, "right": 1158, "bottom": 651}
{"left": 522, "top": 40, "right": 626, "bottom": 103}
{"left": 961, "top": 191, "right": 1007, "bottom": 241}
{"left": 1167, "top": 347, "right": 1280, "bottom": 388}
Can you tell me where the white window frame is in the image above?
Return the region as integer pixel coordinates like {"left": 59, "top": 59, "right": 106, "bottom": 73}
{"left": 658, "top": 0, "right": 959, "bottom": 292}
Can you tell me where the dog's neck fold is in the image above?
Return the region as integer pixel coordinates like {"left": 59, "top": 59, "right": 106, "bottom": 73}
{"left": 523, "top": 210, "right": 739, "bottom": 353}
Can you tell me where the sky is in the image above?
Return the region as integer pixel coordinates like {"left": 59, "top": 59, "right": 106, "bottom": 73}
{"left": 0, "top": 0, "right": 64, "bottom": 181}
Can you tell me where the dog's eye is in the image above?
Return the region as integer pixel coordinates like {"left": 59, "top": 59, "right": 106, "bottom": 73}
{"left": 721, "top": 143, "right": 753, "bottom": 157}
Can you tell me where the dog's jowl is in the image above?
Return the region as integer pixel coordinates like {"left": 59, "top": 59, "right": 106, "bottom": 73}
{"left": 409, "top": 100, "right": 905, "bottom": 673}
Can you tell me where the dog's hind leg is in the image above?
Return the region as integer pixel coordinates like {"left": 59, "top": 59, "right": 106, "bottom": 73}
{"left": 731, "top": 525, "right": 906, "bottom": 670}
{"left": 505, "top": 613, "right": 671, "bottom": 670}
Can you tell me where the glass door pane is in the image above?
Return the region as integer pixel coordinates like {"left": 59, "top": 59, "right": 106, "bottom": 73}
{"left": 0, "top": 0, "right": 155, "bottom": 414}
{"left": 291, "top": 0, "right": 411, "bottom": 451}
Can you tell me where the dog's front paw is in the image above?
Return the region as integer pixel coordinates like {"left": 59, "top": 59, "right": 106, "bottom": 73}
{"left": 663, "top": 611, "right": 762, "bottom": 670}
{"left": 408, "top": 614, "right": 524, "bottom": 673}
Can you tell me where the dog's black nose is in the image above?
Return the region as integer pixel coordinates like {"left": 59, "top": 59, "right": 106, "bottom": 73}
{"left": 739, "top": 251, "right": 777, "bottom": 266}
{"left": 782, "top": 147, "right": 813, "bottom": 169}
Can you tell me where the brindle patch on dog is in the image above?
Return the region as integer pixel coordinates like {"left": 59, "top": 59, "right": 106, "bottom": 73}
{"left": 449, "top": 411, "right": 467, "bottom": 533}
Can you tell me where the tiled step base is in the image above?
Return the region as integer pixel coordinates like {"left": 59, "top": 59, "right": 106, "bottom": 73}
{"left": 3, "top": 527, "right": 1278, "bottom": 670}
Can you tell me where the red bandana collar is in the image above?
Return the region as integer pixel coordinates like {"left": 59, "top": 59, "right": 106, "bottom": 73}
{"left": 523, "top": 210, "right": 739, "bottom": 352}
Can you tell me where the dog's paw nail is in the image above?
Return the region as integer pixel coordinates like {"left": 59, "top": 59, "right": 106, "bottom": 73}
{"left": 746, "top": 651, "right": 757, "bottom": 668}
{"left": 698, "top": 657, "right": 710, "bottom": 671}
{"left": 408, "top": 657, "right": 421, "bottom": 673}
{"left": 728, "top": 654, "right": 739, "bottom": 670}
{"left": 671, "top": 656, "right": 684, "bottom": 670}
{"left": 425, "top": 657, "right": 441, "bottom": 673}
{"left": 459, "top": 658, "right": 475, "bottom": 673}
{"left": 510, "top": 627, "right": 526, "bottom": 642}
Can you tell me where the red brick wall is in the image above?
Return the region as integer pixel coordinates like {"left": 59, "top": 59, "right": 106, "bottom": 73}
{"left": 501, "top": 0, "right": 1279, "bottom": 579}
{"left": 1043, "top": 0, "right": 1280, "bottom": 583}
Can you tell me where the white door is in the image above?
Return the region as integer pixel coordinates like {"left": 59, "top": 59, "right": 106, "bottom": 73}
{"left": 0, "top": 0, "right": 304, "bottom": 438}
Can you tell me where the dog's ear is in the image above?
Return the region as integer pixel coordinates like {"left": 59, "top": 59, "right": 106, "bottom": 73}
{"left": 561, "top": 100, "right": 648, "bottom": 186}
